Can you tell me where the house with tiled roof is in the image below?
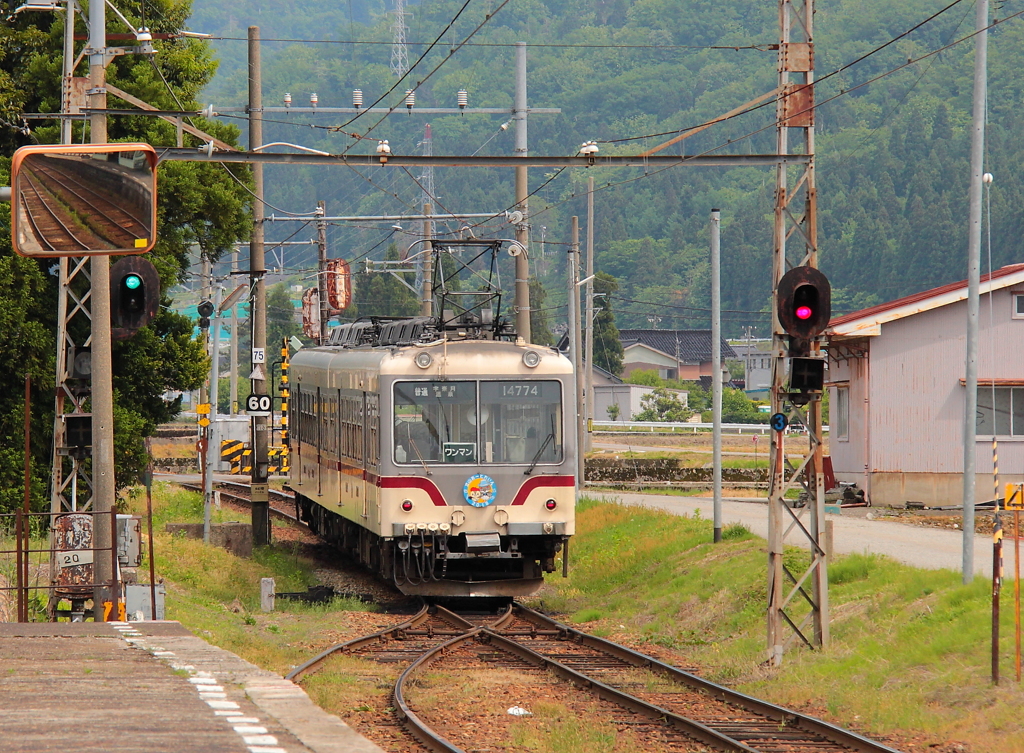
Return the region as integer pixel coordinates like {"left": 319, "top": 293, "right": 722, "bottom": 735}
{"left": 619, "top": 329, "right": 736, "bottom": 385}
{"left": 825, "top": 263, "right": 1024, "bottom": 508}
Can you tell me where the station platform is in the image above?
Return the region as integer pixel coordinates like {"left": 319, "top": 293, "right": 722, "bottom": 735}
{"left": 0, "top": 621, "right": 383, "bottom": 753}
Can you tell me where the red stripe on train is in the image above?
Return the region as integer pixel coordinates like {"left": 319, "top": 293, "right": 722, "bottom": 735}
{"left": 379, "top": 476, "right": 448, "bottom": 506}
{"left": 510, "top": 475, "right": 575, "bottom": 505}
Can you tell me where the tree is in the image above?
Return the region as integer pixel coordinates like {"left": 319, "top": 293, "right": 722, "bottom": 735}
{"left": 0, "top": 2, "right": 252, "bottom": 501}
{"left": 591, "top": 272, "right": 623, "bottom": 374}
{"left": 635, "top": 387, "right": 691, "bottom": 422}
{"left": 626, "top": 369, "right": 663, "bottom": 387}
{"left": 267, "top": 283, "right": 301, "bottom": 352}
{"left": 347, "top": 245, "right": 420, "bottom": 319}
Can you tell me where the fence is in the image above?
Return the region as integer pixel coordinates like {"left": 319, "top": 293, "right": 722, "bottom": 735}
{"left": 0, "top": 509, "right": 119, "bottom": 623}
{"left": 591, "top": 420, "right": 828, "bottom": 435}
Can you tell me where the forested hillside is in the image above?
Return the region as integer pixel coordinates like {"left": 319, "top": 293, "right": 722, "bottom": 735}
{"left": 190, "top": 0, "right": 1024, "bottom": 336}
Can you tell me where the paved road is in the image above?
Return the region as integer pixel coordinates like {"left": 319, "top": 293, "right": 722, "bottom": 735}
{"left": 587, "top": 491, "right": 1019, "bottom": 580}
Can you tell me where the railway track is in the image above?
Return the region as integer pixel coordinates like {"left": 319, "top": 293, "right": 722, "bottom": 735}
{"left": 17, "top": 170, "right": 107, "bottom": 253}
{"left": 25, "top": 161, "right": 149, "bottom": 248}
{"left": 286, "top": 600, "right": 905, "bottom": 753}
{"left": 172, "top": 479, "right": 903, "bottom": 751}
{"left": 178, "top": 479, "right": 300, "bottom": 523}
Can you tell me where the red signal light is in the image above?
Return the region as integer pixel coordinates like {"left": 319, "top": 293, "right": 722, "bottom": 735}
{"left": 796, "top": 305, "right": 812, "bottom": 320}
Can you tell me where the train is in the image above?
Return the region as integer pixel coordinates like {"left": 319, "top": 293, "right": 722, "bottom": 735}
{"left": 287, "top": 313, "right": 577, "bottom": 597}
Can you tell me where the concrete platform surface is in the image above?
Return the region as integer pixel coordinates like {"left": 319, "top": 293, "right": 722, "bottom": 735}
{"left": 0, "top": 621, "right": 383, "bottom": 753}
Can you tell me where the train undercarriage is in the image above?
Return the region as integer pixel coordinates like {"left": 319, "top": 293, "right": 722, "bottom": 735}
{"left": 296, "top": 493, "right": 565, "bottom": 597}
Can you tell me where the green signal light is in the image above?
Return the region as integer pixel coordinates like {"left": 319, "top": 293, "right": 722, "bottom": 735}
{"left": 124, "top": 274, "right": 142, "bottom": 290}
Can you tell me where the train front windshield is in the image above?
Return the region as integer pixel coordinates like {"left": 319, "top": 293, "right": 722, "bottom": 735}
{"left": 393, "top": 380, "right": 563, "bottom": 465}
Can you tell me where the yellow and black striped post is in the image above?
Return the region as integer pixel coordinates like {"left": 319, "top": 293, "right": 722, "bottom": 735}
{"left": 221, "top": 440, "right": 244, "bottom": 474}
{"left": 281, "top": 338, "right": 289, "bottom": 449}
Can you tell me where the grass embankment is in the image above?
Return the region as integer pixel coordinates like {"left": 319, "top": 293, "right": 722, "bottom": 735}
{"left": 123, "top": 483, "right": 377, "bottom": 674}
{"left": 132, "top": 483, "right": 1023, "bottom": 752}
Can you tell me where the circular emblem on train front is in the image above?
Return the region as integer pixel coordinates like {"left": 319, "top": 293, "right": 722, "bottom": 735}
{"left": 463, "top": 474, "right": 497, "bottom": 508}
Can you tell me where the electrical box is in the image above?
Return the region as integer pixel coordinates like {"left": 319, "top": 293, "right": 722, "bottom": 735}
{"left": 125, "top": 583, "right": 166, "bottom": 620}
{"left": 116, "top": 515, "right": 142, "bottom": 567}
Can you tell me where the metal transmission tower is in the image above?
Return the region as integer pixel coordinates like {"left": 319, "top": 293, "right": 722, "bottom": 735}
{"left": 390, "top": 0, "right": 409, "bottom": 78}
{"left": 767, "top": 0, "right": 829, "bottom": 666}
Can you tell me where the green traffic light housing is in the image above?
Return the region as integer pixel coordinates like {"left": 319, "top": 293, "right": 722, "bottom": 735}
{"left": 110, "top": 257, "right": 159, "bottom": 340}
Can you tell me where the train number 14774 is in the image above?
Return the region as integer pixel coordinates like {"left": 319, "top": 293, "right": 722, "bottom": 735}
{"left": 502, "top": 383, "right": 540, "bottom": 397}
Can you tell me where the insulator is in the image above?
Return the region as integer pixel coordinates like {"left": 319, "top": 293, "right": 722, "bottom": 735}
{"left": 310, "top": 92, "right": 318, "bottom": 106}
{"left": 283, "top": 92, "right": 292, "bottom": 107}
{"left": 457, "top": 89, "right": 468, "bottom": 109}
{"left": 353, "top": 88, "right": 363, "bottom": 109}
{"left": 405, "top": 90, "right": 415, "bottom": 109}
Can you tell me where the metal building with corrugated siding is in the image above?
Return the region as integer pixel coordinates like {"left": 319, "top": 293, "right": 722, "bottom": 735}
{"left": 826, "top": 263, "right": 1024, "bottom": 508}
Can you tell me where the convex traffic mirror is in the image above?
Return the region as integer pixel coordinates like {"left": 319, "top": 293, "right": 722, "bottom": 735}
{"left": 10, "top": 143, "right": 157, "bottom": 258}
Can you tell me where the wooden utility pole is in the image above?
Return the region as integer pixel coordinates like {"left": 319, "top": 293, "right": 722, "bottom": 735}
{"left": 767, "top": 0, "right": 828, "bottom": 665}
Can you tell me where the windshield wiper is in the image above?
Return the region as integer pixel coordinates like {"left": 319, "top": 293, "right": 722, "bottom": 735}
{"left": 524, "top": 431, "right": 554, "bottom": 475}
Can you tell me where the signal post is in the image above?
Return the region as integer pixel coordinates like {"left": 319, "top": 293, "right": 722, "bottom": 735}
{"left": 767, "top": 0, "right": 830, "bottom": 665}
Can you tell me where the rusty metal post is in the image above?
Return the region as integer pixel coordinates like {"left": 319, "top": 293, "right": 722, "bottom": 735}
{"left": 993, "top": 513, "right": 1003, "bottom": 685}
{"left": 108, "top": 506, "right": 119, "bottom": 620}
{"left": 1015, "top": 508, "right": 1021, "bottom": 682}
{"left": 16, "top": 511, "right": 25, "bottom": 622}
{"left": 22, "top": 374, "right": 31, "bottom": 621}
{"left": 145, "top": 438, "right": 157, "bottom": 620}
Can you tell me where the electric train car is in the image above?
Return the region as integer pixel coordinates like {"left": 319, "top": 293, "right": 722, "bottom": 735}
{"left": 288, "top": 317, "right": 576, "bottom": 597}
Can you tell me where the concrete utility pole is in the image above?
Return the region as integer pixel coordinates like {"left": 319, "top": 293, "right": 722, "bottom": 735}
{"left": 89, "top": 0, "right": 116, "bottom": 616}
{"left": 230, "top": 248, "right": 239, "bottom": 415}
{"left": 316, "top": 200, "right": 329, "bottom": 343}
{"left": 585, "top": 175, "right": 595, "bottom": 454}
{"left": 767, "top": 0, "right": 828, "bottom": 665}
{"left": 711, "top": 209, "right": 723, "bottom": 544}
{"left": 962, "top": 0, "right": 989, "bottom": 583}
{"left": 569, "top": 217, "right": 584, "bottom": 486}
{"left": 248, "top": 26, "right": 270, "bottom": 545}
{"left": 204, "top": 285, "right": 223, "bottom": 544}
{"left": 514, "top": 42, "right": 531, "bottom": 342}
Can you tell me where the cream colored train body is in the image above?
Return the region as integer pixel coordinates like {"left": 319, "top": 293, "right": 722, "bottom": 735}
{"left": 289, "top": 330, "right": 576, "bottom": 597}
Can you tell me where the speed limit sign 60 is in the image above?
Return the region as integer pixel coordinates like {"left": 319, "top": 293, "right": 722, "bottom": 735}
{"left": 246, "top": 394, "right": 272, "bottom": 416}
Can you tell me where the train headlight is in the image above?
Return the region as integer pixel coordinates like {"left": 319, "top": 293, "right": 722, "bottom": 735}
{"left": 522, "top": 350, "right": 541, "bottom": 368}
{"left": 401, "top": 499, "right": 414, "bottom": 512}
{"left": 545, "top": 498, "right": 557, "bottom": 511}
{"left": 414, "top": 351, "right": 433, "bottom": 369}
